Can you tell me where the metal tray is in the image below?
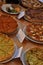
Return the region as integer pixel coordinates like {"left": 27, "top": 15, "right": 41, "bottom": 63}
{"left": 20, "top": 49, "right": 30, "bottom": 65}
{"left": 26, "top": 35, "right": 43, "bottom": 44}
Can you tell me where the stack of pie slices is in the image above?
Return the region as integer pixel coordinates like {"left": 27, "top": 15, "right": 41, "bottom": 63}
{"left": 21, "top": 0, "right": 43, "bottom": 9}
{"left": 24, "top": 9, "right": 43, "bottom": 23}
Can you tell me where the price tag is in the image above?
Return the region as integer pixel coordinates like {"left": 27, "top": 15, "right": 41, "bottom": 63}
{"left": 16, "top": 29, "right": 26, "bottom": 43}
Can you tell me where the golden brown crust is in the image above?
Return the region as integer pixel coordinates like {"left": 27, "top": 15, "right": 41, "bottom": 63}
{"left": 0, "top": 33, "right": 14, "bottom": 62}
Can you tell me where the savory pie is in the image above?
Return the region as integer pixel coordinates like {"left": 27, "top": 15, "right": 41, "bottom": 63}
{"left": 0, "top": 33, "right": 14, "bottom": 62}
{"left": 25, "top": 47, "right": 43, "bottom": 65}
{"left": 26, "top": 22, "right": 43, "bottom": 42}
{"left": 21, "top": 0, "right": 43, "bottom": 9}
{"left": 0, "top": 14, "right": 18, "bottom": 34}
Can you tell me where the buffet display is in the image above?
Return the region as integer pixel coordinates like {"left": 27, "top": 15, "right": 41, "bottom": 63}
{"left": 0, "top": 1, "right": 43, "bottom": 65}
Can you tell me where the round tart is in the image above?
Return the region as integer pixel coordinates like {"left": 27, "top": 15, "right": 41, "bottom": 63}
{"left": 21, "top": 0, "right": 43, "bottom": 9}
{"left": 25, "top": 47, "right": 43, "bottom": 65}
{"left": 25, "top": 22, "right": 43, "bottom": 42}
{"left": 0, "top": 33, "right": 14, "bottom": 62}
{"left": 0, "top": 14, "right": 18, "bottom": 34}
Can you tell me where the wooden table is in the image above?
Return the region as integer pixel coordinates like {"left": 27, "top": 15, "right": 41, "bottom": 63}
{"left": 0, "top": 3, "right": 43, "bottom": 65}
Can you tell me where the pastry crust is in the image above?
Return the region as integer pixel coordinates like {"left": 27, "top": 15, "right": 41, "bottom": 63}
{"left": 0, "top": 33, "right": 14, "bottom": 62}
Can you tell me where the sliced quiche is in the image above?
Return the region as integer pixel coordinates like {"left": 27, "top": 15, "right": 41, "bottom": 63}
{"left": 25, "top": 47, "right": 43, "bottom": 65}
{"left": 0, "top": 33, "right": 14, "bottom": 62}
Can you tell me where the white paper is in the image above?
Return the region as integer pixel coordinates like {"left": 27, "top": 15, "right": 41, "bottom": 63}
{"left": 17, "top": 29, "right": 26, "bottom": 43}
{"left": 39, "top": 0, "right": 43, "bottom": 2}
{"left": 14, "top": 47, "right": 23, "bottom": 58}
{"left": 18, "top": 11, "right": 25, "bottom": 19}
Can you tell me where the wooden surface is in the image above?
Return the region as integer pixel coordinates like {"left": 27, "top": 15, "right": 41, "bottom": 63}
{"left": 0, "top": 3, "right": 43, "bottom": 65}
